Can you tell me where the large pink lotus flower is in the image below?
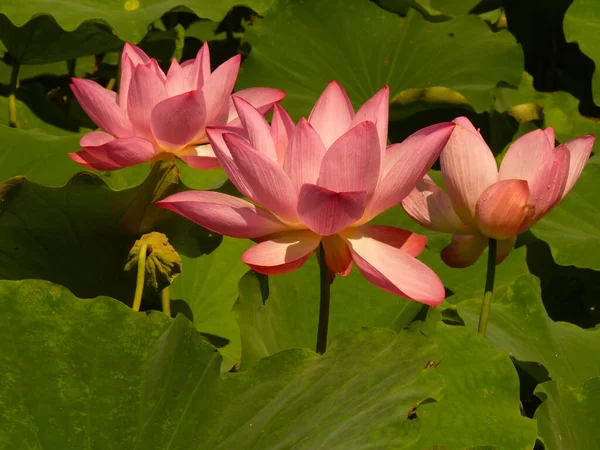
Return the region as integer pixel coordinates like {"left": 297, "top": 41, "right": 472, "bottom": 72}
{"left": 69, "top": 42, "right": 284, "bottom": 171}
{"left": 402, "top": 117, "right": 594, "bottom": 268}
{"left": 157, "top": 82, "right": 455, "bottom": 306}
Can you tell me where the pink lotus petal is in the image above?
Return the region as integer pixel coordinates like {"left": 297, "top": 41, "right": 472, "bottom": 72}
{"left": 232, "top": 96, "right": 277, "bottom": 162}
{"left": 308, "top": 81, "right": 355, "bottom": 148}
{"left": 317, "top": 121, "right": 380, "bottom": 199}
{"left": 156, "top": 190, "right": 290, "bottom": 238}
{"left": 175, "top": 144, "right": 221, "bottom": 170}
{"left": 297, "top": 184, "right": 367, "bottom": 236}
{"left": 182, "top": 42, "right": 210, "bottom": 90}
{"left": 440, "top": 117, "right": 499, "bottom": 226}
{"left": 148, "top": 58, "right": 167, "bottom": 81}
{"left": 441, "top": 233, "right": 488, "bottom": 268}
{"left": 401, "top": 174, "right": 472, "bottom": 234}
{"left": 242, "top": 229, "right": 321, "bottom": 275}
{"left": 271, "top": 104, "right": 296, "bottom": 165}
{"left": 363, "top": 122, "right": 454, "bottom": 222}
{"left": 476, "top": 179, "right": 534, "bottom": 240}
{"left": 150, "top": 90, "right": 207, "bottom": 150}
{"left": 224, "top": 133, "right": 299, "bottom": 223}
{"left": 544, "top": 127, "right": 555, "bottom": 145}
{"left": 561, "top": 135, "right": 594, "bottom": 198}
{"left": 127, "top": 62, "right": 168, "bottom": 140}
{"left": 70, "top": 135, "right": 155, "bottom": 171}
{"left": 283, "top": 118, "right": 327, "bottom": 192}
{"left": 202, "top": 54, "right": 241, "bottom": 126}
{"left": 321, "top": 234, "right": 353, "bottom": 275}
{"left": 341, "top": 227, "right": 445, "bottom": 306}
{"left": 207, "top": 127, "right": 254, "bottom": 199}
{"left": 353, "top": 225, "right": 427, "bottom": 257}
{"left": 119, "top": 57, "right": 135, "bottom": 111}
{"left": 350, "top": 86, "right": 389, "bottom": 159}
{"left": 496, "top": 236, "right": 517, "bottom": 265}
{"left": 122, "top": 42, "right": 150, "bottom": 66}
{"left": 176, "top": 144, "right": 221, "bottom": 170}
{"left": 528, "top": 145, "right": 570, "bottom": 224}
{"left": 70, "top": 78, "right": 134, "bottom": 138}
{"left": 452, "top": 116, "right": 478, "bottom": 133}
{"left": 80, "top": 130, "right": 114, "bottom": 147}
{"left": 499, "top": 128, "right": 555, "bottom": 183}
{"left": 500, "top": 127, "right": 572, "bottom": 224}
{"left": 165, "top": 59, "right": 195, "bottom": 97}
{"left": 226, "top": 87, "right": 286, "bottom": 126}
{"left": 119, "top": 43, "right": 151, "bottom": 110}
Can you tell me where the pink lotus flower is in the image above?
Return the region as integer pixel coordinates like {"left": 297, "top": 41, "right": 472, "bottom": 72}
{"left": 69, "top": 42, "right": 285, "bottom": 171}
{"left": 402, "top": 117, "right": 594, "bottom": 268}
{"left": 157, "top": 82, "right": 455, "bottom": 306}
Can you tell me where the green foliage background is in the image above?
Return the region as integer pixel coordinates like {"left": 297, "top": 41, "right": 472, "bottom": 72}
{"left": 0, "top": 0, "right": 599, "bottom": 448}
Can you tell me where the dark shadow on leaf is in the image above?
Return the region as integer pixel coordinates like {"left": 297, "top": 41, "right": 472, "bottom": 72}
{"left": 519, "top": 231, "right": 600, "bottom": 328}
{"left": 170, "top": 299, "right": 194, "bottom": 322}
{"left": 513, "top": 358, "right": 550, "bottom": 419}
{"left": 198, "top": 332, "right": 230, "bottom": 349}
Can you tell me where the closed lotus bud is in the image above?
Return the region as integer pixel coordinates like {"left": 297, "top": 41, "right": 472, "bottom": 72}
{"left": 125, "top": 232, "right": 182, "bottom": 292}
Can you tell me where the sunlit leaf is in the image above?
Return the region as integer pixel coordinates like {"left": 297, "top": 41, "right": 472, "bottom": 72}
{"left": 457, "top": 274, "right": 600, "bottom": 447}
{"left": 0, "top": 0, "right": 276, "bottom": 44}
{"left": 238, "top": 0, "right": 523, "bottom": 118}
{"left": 0, "top": 278, "right": 445, "bottom": 449}
{"left": 409, "top": 309, "right": 537, "bottom": 449}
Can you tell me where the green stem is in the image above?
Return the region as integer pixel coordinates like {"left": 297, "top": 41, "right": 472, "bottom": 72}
{"left": 8, "top": 63, "right": 20, "bottom": 128}
{"left": 316, "top": 243, "right": 331, "bottom": 354}
{"left": 132, "top": 243, "right": 148, "bottom": 312}
{"left": 173, "top": 24, "right": 185, "bottom": 62}
{"left": 477, "top": 238, "right": 497, "bottom": 338}
{"left": 105, "top": 78, "right": 116, "bottom": 92}
{"left": 161, "top": 287, "right": 171, "bottom": 317}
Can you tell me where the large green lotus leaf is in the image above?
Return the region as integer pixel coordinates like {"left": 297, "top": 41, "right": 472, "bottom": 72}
{"left": 457, "top": 274, "right": 600, "bottom": 386}
{"left": 534, "top": 377, "right": 600, "bottom": 450}
{"left": 495, "top": 72, "right": 600, "bottom": 153}
{"left": 176, "top": 161, "right": 229, "bottom": 191}
{"left": 0, "top": 56, "right": 96, "bottom": 83}
{"left": 408, "top": 310, "right": 537, "bottom": 449}
{"left": 430, "top": 0, "right": 481, "bottom": 15}
{"left": 237, "top": 0, "right": 523, "bottom": 119}
{"left": 170, "top": 236, "right": 252, "bottom": 372}
{"left": 0, "top": 279, "right": 445, "bottom": 449}
{"left": 0, "top": 125, "right": 150, "bottom": 190}
{"left": 0, "top": 97, "right": 77, "bottom": 135}
{"left": 234, "top": 256, "right": 425, "bottom": 369}
{"left": 564, "top": 0, "right": 600, "bottom": 105}
{"left": 0, "top": 0, "right": 275, "bottom": 44}
{"left": 457, "top": 274, "right": 600, "bottom": 446}
{"left": 0, "top": 14, "right": 122, "bottom": 65}
{"left": 531, "top": 157, "right": 600, "bottom": 270}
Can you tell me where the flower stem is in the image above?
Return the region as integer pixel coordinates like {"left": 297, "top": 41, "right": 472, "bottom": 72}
{"left": 8, "top": 63, "right": 20, "bottom": 128}
{"left": 161, "top": 287, "right": 171, "bottom": 317}
{"left": 132, "top": 243, "right": 148, "bottom": 312}
{"left": 477, "top": 238, "right": 497, "bottom": 338}
{"left": 316, "top": 242, "right": 331, "bottom": 354}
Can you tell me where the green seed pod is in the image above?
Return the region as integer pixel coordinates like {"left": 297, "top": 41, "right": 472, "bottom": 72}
{"left": 125, "top": 232, "right": 182, "bottom": 292}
